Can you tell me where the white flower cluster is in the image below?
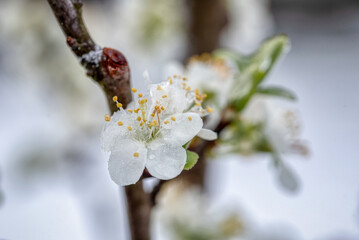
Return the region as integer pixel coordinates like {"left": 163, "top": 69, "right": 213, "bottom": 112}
{"left": 167, "top": 54, "right": 235, "bottom": 109}
{"left": 166, "top": 54, "right": 236, "bottom": 128}
{"left": 101, "top": 73, "right": 216, "bottom": 186}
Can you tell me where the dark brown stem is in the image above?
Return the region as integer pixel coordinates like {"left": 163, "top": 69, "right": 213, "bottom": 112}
{"left": 185, "top": 0, "right": 228, "bottom": 57}
{"left": 125, "top": 183, "right": 152, "bottom": 240}
{"left": 47, "top": 1, "right": 149, "bottom": 239}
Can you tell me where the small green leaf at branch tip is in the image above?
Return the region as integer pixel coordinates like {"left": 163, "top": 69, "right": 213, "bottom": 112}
{"left": 184, "top": 150, "right": 199, "bottom": 170}
{"left": 256, "top": 86, "right": 296, "bottom": 101}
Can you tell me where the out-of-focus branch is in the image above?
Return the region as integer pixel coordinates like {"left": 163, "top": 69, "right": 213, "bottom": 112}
{"left": 47, "top": 1, "right": 150, "bottom": 240}
{"left": 185, "top": 0, "right": 228, "bottom": 57}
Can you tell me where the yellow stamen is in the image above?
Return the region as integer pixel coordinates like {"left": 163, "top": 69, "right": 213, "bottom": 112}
{"left": 186, "top": 86, "right": 191, "bottom": 91}
{"left": 162, "top": 95, "right": 167, "bottom": 98}
{"left": 138, "top": 93, "right": 143, "bottom": 98}
{"left": 196, "top": 102, "right": 201, "bottom": 106}
{"left": 140, "top": 122, "right": 144, "bottom": 126}
{"left": 206, "top": 106, "right": 213, "bottom": 113}
{"left": 117, "top": 103, "right": 123, "bottom": 108}
{"left": 134, "top": 108, "right": 140, "bottom": 113}
{"left": 133, "top": 152, "right": 139, "bottom": 158}
{"left": 173, "top": 75, "right": 177, "bottom": 78}
{"left": 117, "top": 121, "right": 123, "bottom": 126}
{"left": 171, "top": 116, "right": 176, "bottom": 121}
{"left": 127, "top": 126, "right": 132, "bottom": 131}
{"left": 104, "top": 114, "right": 111, "bottom": 121}
{"left": 151, "top": 120, "right": 157, "bottom": 126}
{"left": 132, "top": 88, "right": 137, "bottom": 93}
{"left": 112, "top": 96, "right": 118, "bottom": 102}
{"left": 157, "top": 85, "right": 162, "bottom": 90}
{"left": 164, "top": 120, "right": 170, "bottom": 124}
{"left": 137, "top": 116, "right": 141, "bottom": 121}
{"left": 128, "top": 109, "right": 133, "bottom": 113}
{"left": 188, "top": 116, "right": 192, "bottom": 121}
{"left": 161, "top": 106, "right": 165, "bottom": 111}
{"left": 183, "top": 77, "right": 187, "bottom": 81}
{"left": 151, "top": 113, "right": 155, "bottom": 117}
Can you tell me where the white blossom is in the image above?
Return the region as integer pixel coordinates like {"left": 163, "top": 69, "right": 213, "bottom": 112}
{"left": 102, "top": 73, "right": 216, "bottom": 186}
{"left": 166, "top": 55, "right": 237, "bottom": 128}
{"left": 241, "top": 95, "right": 308, "bottom": 156}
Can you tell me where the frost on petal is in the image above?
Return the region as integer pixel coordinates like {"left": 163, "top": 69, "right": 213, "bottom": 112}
{"left": 197, "top": 128, "right": 218, "bottom": 141}
{"left": 108, "top": 140, "right": 147, "bottom": 186}
{"left": 101, "top": 110, "right": 133, "bottom": 152}
{"left": 146, "top": 144, "right": 186, "bottom": 180}
{"left": 157, "top": 113, "right": 203, "bottom": 146}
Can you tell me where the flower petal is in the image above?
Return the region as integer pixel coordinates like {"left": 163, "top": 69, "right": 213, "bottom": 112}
{"left": 146, "top": 144, "right": 186, "bottom": 180}
{"left": 108, "top": 140, "right": 147, "bottom": 186}
{"left": 155, "top": 113, "right": 203, "bottom": 146}
{"left": 101, "top": 110, "right": 134, "bottom": 152}
{"left": 197, "top": 128, "right": 218, "bottom": 141}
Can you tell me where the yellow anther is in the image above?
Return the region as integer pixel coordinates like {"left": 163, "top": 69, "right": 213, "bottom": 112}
{"left": 188, "top": 116, "right": 192, "bottom": 121}
{"left": 150, "top": 120, "right": 157, "bottom": 126}
{"left": 155, "top": 106, "right": 160, "bottom": 110}
{"left": 140, "top": 122, "right": 144, "bottom": 126}
{"left": 144, "top": 99, "right": 148, "bottom": 103}
{"left": 138, "top": 93, "right": 143, "bottom": 98}
{"left": 151, "top": 113, "right": 155, "bottom": 117}
{"left": 206, "top": 106, "right": 213, "bottom": 113}
{"left": 117, "top": 121, "right": 123, "bottom": 126}
{"left": 164, "top": 120, "right": 170, "bottom": 124}
{"left": 133, "top": 152, "right": 139, "bottom": 158}
{"left": 104, "top": 114, "right": 111, "bottom": 121}
{"left": 171, "top": 116, "right": 176, "bottom": 121}
{"left": 157, "top": 85, "right": 162, "bottom": 90}
{"left": 173, "top": 75, "right": 177, "bottom": 78}
{"left": 195, "top": 89, "right": 199, "bottom": 95}
{"left": 132, "top": 88, "right": 137, "bottom": 93}
{"left": 117, "top": 103, "right": 123, "bottom": 108}
{"left": 112, "top": 96, "right": 118, "bottom": 102}
{"left": 128, "top": 109, "right": 133, "bottom": 113}
{"left": 203, "top": 94, "right": 208, "bottom": 98}
{"left": 158, "top": 110, "right": 161, "bottom": 114}
{"left": 134, "top": 108, "right": 140, "bottom": 113}
{"left": 127, "top": 126, "right": 133, "bottom": 131}
{"left": 186, "top": 86, "right": 191, "bottom": 91}
{"left": 161, "top": 106, "right": 165, "bottom": 111}
{"left": 168, "top": 78, "right": 173, "bottom": 84}
{"left": 162, "top": 95, "right": 167, "bottom": 98}
{"left": 137, "top": 116, "right": 142, "bottom": 121}
{"left": 183, "top": 77, "right": 187, "bottom": 81}
{"left": 196, "top": 102, "right": 201, "bottom": 106}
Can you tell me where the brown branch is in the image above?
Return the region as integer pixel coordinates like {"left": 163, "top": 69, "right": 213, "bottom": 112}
{"left": 47, "top": 1, "right": 150, "bottom": 240}
{"left": 185, "top": 0, "right": 228, "bottom": 57}
{"left": 47, "top": 0, "right": 132, "bottom": 112}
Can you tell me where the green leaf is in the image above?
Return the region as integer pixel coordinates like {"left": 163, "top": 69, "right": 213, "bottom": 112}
{"left": 229, "top": 35, "right": 290, "bottom": 111}
{"left": 184, "top": 150, "right": 199, "bottom": 170}
{"left": 256, "top": 86, "right": 296, "bottom": 100}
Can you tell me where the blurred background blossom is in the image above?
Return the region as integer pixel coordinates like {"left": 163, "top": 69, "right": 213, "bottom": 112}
{"left": 0, "top": 0, "right": 359, "bottom": 239}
